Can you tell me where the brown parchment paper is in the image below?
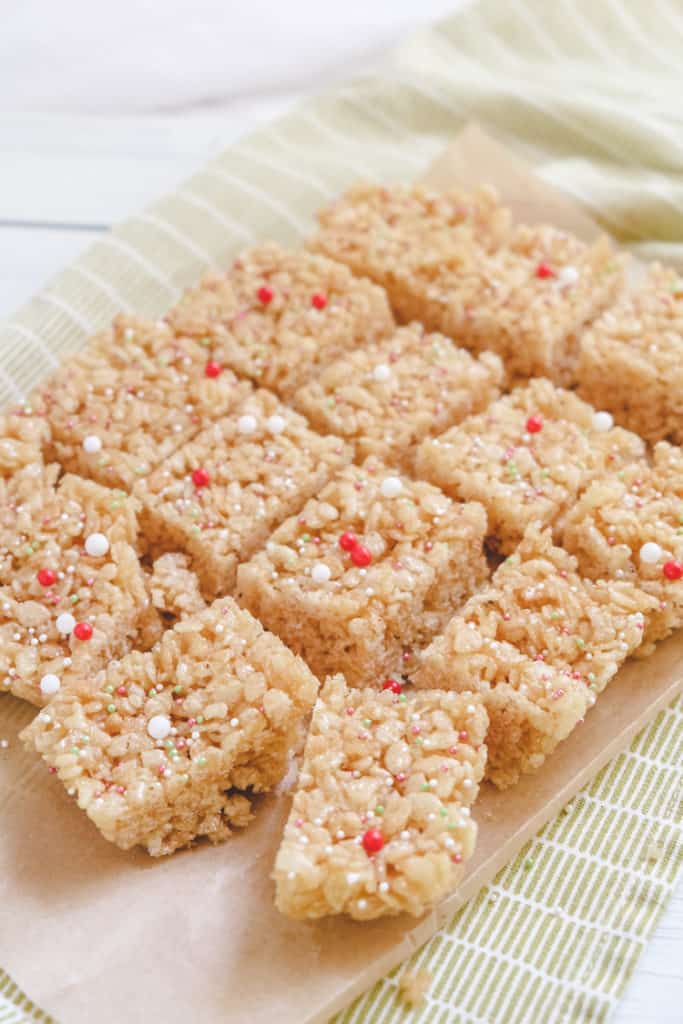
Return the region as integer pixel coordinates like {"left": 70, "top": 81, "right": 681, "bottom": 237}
{"left": 1, "top": 126, "right": 682, "bottom": 1024}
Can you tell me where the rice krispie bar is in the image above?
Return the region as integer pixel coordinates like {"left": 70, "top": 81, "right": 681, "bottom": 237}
{"left": 577, "top": 264, "right": 683, "bottom": 444}
{"left": 22, "top": 597, "right": 319, "bottom": 855}
{"left": 135, "top": 390, "right": 352, "bottom": 598}
{"left": 0, "top": 472, "right": 152, "bottom": 706}
{"left": 236, "top": 459, "right": 489, "bottom": 685}
{"left": 274, "top": 674, "right": 487, "bottom": 920}
{"left": 561, "top": 443, "right": 683, "bottom": 649}
{"left": 292, "top": 323, "right": 503, "bottom": 474}
{"left": 416, "top": 379, "right": 646, "bottom": 554}
{"left": 311, "top": 185, "right": 624, "bottom": 383}
{"left": 413, "top": 528, "right": 655, "bottom": 789}
{"left": 165, "top": 243, "right": 395, "bottom": 398}
{"left": 35, "top": 314, "right": 252, "bottom": 490}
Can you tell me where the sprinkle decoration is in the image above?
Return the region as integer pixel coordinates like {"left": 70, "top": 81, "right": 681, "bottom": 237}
{"left": 339, "top": 532, "right": 357, "bottom": 552}
{"left": 350, "top": 544, "right": 372, "bottom": 568}
{"left": 147, "top": 715, "right": 172, "bottom": 741}
{"left": 640, "top": 542, "right": 663, "bottom": 565}
{"left": 257, "top": 285, "right": 274, "bottom": 305}
{"left": 311, "top": 563, "right": 331, "bottom": 583}
{"left": 362, "top": 828, "right": 385, "bottom": 854}
{"left": 311, "top": 292, "right": 327, "bottom": 310}
{"left": 238, "top": 414, "right": 258, "bottom": 435}
{"left": 56, "top": 613, "right": 76, "bottom": 635}
{"left": 73, "top": 621, "right": 93, "bottom": 641}
{"left": 192, "top": 468, "right": 210, "bottom": 488}
{"left": 663, "top": 560, "right": 683, "bottom": 580}
{"left": 205, "top": 361, "right": 222, "bottom": 379}
{"left": 40, "top": 674, "right": 60, "bottom": 696}
{"left": 373, "top": 363, "right": 391, "bottom": 382}
{"left": 592, "top": 411, "right": 614, "bottom": 432}
{"left": 380, "top": 476, "right": 403, "bottom": 499}
{"left": 85, "top": 533, "right": 109, "bottom": 558}
{"left": 535, "top": 262, "right": 556, "bottom": 279}
{"left": 37, "top": 568, "right": 56, "bottom": 587}
{"left": 266, "top": 414, "right": 286, "bottom": 435}
{"left": 382, "top": 679, "right": 402, "bottom": 694}
{"left": 525, "top": 416, "right": 543, "bottom": 434}
{"left": 82, "top": 435, "right": 102, "bottom": 454}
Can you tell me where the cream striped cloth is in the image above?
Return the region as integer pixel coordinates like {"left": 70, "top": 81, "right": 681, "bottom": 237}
{"left": 2, "top": 1, "right": 682, "bottom": 1022}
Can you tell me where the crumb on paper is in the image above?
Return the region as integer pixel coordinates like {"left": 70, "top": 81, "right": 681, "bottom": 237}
{"left": 398, "top": 969, "right": 432, "bottom": 1008}
{"left": 646, "top": 842, "right": 663, "bottom": 862}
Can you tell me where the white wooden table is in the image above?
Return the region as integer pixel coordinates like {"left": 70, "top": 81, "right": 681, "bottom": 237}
{"left": 0, "top": 110, "right": 680, "bottom": 1024}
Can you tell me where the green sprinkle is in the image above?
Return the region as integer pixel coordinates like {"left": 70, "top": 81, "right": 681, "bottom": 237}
{"left": 165, "top": 739, "right": 174, "bottom": 749}
{"left": 173, "top": 685, "right": 184, "bottom": 695}
{"left": 110, "top": 501, "right": 121, "bottom": 509}
{"left": 588, "top": 672, "right": 596, "bottom": 683}
{"left": 300, "top": 533, "right": 310, "bottom": 543}
{"left": 375, "top": 805, "right": 384, "bottom": 816}
{"left": 24, "top": 545, "right": 34, "bottom": 555}
{"left": 105, "top": 685, "right": 114, "bottom": 694}
{"left": 398, "top": 694, "right": 407, "bottom": 703}
{"left": 70, "top": 747, "right": 80, "bottom": 755}
{"left": 116, "top": 490, "right": 127, "bottom": 498}
{"left": 551, "top": 611, "right": 561, "bottom": 620}
{"left": 198, "top": 756, "right": 207, "bottom": 766}
{"left": 70, "top": 595, "right": 79, "bottom": 604}
{"left": 201, "top": 336, "right": 211, "bottom": 347}
{"left": 107, "top": 704, "right": 116, "bottom": 714}
{"left": 196, "top": 716, "right": 204, "bottom": 725}
{"left": 617, "top": 471, "right": 625, "bottom": 480}
{"left": 447, "top": 822, "right": 458, "bottom": 831}
{"left": 440, "top": 807, "right": 448, "bottom": 817}
{"left": 362, "top": 718, "right": 371, "bottom": 727}
{"left": 541, "top": 469, "right": 550, "bottom": 478}
{"left": 421, "top": 783, "right": 430, "bottom": 791}
{"left": 575, "top": 637, "right": 585, "bottom": 648}
{"left": 415, "top": 737, "right": 424, "bottom": 745}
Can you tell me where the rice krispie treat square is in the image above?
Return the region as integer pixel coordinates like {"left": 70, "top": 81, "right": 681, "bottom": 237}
{"left": 36, "top": 314, "right": 252, "bottom": 490}
{"left": 561, "top": 444, "right": 683, "bottom": 649}
{"left": 135, "top": 390, "right": 352, "bottom": 598}
{"left": 292, "top": 323, "right": 503, "bottom": 474}
{"left": 0, "top": 473, "right": 152, "bottom": 706}
{"left": 236, "top": 459, "right": 489, "bottom": 685}
{"left": 274, "top": 674, "right": 487, "bottom": 920}
{"left": 22, "top": 597, "right": 319, "bottom": 855}
{"left": 413, "top": 528, "right": 655, "bottom": 789}
{"left": 165, "top": 243, "right": 395, "bottom": 398}
{"left": 311, "top": 186, "right": 623, "bottom": 384}
{"left": 577, "top": 264, "right": 683, "bottom": 443}
{"left": 416, "top": 378, "right": 646, "bottom": 554}
{"left": 310, "top": 183, "right": 511, "bottom": 291}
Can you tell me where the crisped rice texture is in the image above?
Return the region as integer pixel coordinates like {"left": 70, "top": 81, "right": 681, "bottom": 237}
{"left": 135, "top": 389, "right": 352, "bottom": 598}
{"left": 416, "top": 378, "right": 646, "bottom": 554}
{"left": 293, "top": 323, "right": 503, "bottom": 474}
{"left": 0, "top": 407, "right": 51, "bottom": 478}
{"left": 237, "top": 459, "right": 489, "bottom": 685}
{"left": 148, "top": 553, "right": 206, "bottom": 621}
{"left": 22, "top": 597, "right": 319, "bottom": 855}
{"left": 165, "top": 243, "right": 395, "bottom": 398}
{"left": 35, "top": 314, "right": 252, "bottom": 490}
{"left": 413, "top": 528, "right": 654, "bottom": 788}
{"left": 577, "top": 264, "right": 683, "bottom": 443}
{"left": 273, "top": 674, "right": 487, "bottom": 920}
{"left": 561, "top": 451, "right": 683, "bottom": 649}
{"left": 0, "top": 474, "right": 150, "bottom": 706}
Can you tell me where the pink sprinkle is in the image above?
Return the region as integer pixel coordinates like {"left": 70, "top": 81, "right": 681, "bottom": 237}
{"left": 448, "top": 746, "right": 458, "bottom": 754}
{"left": 411, "top": 725, "right": 421, "bottom": 735}
{"left": 395, "top": 772, "right": 407, "bottom": 783}
{"left": 48, "top": 765, "right": 57, "bottom": 774}
{"left": 346, "top": 707, "right": 355, "bottom": 716}
{"left": 295, "top": 818, "right": 304, "bottom": 828}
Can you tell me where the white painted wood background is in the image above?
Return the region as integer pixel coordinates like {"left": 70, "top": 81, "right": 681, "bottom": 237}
{"left": 0, "top": 5, "right": 681, "bottom": 1020}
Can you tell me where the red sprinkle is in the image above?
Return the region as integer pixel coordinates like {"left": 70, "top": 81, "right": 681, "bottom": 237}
{"left": 116, "top": 686, "right": 128, "bottom": 696}
{"left": 525, "top": 416, "right": 543, "bottom": 434}
{"left": 192, "top": 468, "right": 210, "bottom": 488}
{"left": 362, "top": 828, "right": 385, "bottom": 855}
{"left": 663, "top": 560, "right": 683, "bottom": 580}
{"left": 205, "top": 360, "right": 222, "bottom": 379}
{"left": 536, "top": 262, "right": 556, "bottom": 279}
{"left": 339, "top": 531, "right": 357, "bottom": 552}
{"left": 459, "top": 730, "right": 469, "bottom": 743}
{"left": 257, "top": 285, "right": 274, "bottom": 305}
{"left": 350, "top": 544, "right": 372, "bottom": 567}
{"left": 37, "top": 568, "right": 57, "bottom": 587}
{"left": 382, "top": 679, "right": 402, "bottom": 694}
{"left": 311, "top": 292, "right": 327, "bottom": 310}
{"left": 73, "top": 621, "right": 93, "bottom": 641}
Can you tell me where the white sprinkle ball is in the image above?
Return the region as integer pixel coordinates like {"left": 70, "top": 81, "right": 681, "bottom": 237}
{"left": 147, "top": 715, "right": 172, "bottom": 741}
{"left": 82, "top": 435, "right": 102, "bottom": 454}
{"left": 380, "top": 476, "right": 403, "bottom": 499}
{"left": 311, "top": 563, "right": 331, "bottom": 583}
{"left": 559, "top": 265, "right": 579, "bottom": 286}
{"left": 592, "top": 411, "right": 614, "bottom": 432}
{"left": 56, "top": 613, "right": 76, "bottom": 635}
{"left": 237, "top": 414, "right": 258, "bottom": 435}
{"left": 39, "top": 674, "right": 61, "bottom": 696}
{"left": 640, "top": 542, "right": 663, "bottom": 564}
{"left": 266, "top": 414, "right": 286, "bottom": 435}
{"left": 373, "top": 363, "right": 391, "bottom": 382}
{"left": 85, "top": 533, "right": 109, "bottom": 557}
